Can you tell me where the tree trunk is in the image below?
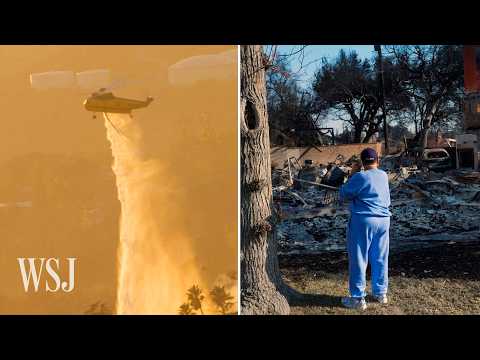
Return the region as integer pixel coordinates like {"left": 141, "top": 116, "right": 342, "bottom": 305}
{"left": 420, "top": 101, "right": 440, "bottom": 151}
{"left": 363, "top": 123, "right": 379, "bottom": 144}
{"left": 419, "top": 127, "right": 429, "bottom": 150}
{"left": 362, "top": 133, "right": 373, "bottom": 144}
{"left": 353, "top": 125, "right": 363, "bottom": 143}
{"left": 240, "top": 45, "right": 291, "bottom": 315}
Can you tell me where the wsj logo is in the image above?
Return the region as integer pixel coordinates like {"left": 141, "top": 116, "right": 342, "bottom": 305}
{"left": 17, "top": 258, "right": 76, "bottom": 293}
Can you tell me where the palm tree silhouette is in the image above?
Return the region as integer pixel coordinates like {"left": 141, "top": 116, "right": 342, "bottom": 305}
{"left": 187, "top": 285, "right": 205, "bottom": 315}
{"left": 84, "top": 301, "right": 111, "bottom": 315}
{"left": 210, "top": 286, "right": 234, "bottom": 315}
{"left": 178, "top": 302, "right": 196, "bottom": 315}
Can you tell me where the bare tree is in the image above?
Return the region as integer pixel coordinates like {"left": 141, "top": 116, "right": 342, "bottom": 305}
{"left": 267, "top": 63, "right": 322, "bottom": 145}
{"left": 386, "top": 45, "right": 464, "bottom": 150}
{"left": 266, "top": 47, "right": 327, "bottom": 147}
{"left": 312, "top": 49, "right": 408, "bottom": 143}
{"left": 240, "top": 45, "right": 299, "bottom": 315}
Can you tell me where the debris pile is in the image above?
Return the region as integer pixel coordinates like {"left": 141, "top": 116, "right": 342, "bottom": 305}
{"left": 273, "top": 157, "right": 480, "bottom": 255}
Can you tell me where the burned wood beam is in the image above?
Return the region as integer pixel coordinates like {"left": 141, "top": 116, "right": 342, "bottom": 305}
{"left": 281, "top": 206, "right": 348, "bottom": 220}
{"left": 284, "top": 190, "right": 308, "bottom": 207}
{"left": 292, "top": 177, "right": 339, "bottom": 191}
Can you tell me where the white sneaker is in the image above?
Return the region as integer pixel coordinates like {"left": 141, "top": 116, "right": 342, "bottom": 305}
{"left": 341, "top": 297, "right": 367, "bottom": 310}
{"left": 373, "top": 294, "right": 388, "bottom": 304}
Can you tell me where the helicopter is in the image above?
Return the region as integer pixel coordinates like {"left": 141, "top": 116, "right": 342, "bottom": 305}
{"left": 84, "top": 88, "right": 154, "bottom": 117}
{"left": 30, "top": 69, "right": 155, "bottom": 138}
{"left": 84, "top": 88, "right": 154, "bottom": 138}
{"left": 30, "top": 49, "right": 236, "bottom": 136}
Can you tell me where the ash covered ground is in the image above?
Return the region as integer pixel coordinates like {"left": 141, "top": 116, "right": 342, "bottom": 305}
{"left": 273, "top": 161, "right": 480, "bottom": 255}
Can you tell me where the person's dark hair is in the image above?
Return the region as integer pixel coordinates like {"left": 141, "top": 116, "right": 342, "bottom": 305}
{"left": 360, "top": 148, "right": 378, "bottom": 166}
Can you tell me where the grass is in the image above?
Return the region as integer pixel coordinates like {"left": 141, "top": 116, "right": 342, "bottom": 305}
{"left": 279, "top": 243, "right": 480, "bottom": 315}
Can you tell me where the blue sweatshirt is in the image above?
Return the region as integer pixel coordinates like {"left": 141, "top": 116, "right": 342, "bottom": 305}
{"left": 339, "top": 168, "right": 391, "bottom": 217}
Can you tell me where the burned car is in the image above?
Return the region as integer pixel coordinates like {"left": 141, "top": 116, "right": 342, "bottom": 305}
{"left": 419, "top": 148, "right": 453, "bottom": 171}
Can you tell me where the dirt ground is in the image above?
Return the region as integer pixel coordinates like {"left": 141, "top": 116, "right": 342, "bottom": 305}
{"left": 280, "top": 242, "right": 480, "bottom": 315}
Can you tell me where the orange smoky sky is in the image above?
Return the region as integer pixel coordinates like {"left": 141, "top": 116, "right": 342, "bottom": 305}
{"left": 0, "top": 45, "right": 238, "bottom": 314}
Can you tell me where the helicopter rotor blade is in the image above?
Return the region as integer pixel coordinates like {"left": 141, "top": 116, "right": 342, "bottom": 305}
{"left": 30, "top": 69, "right": 164, "bottom": 98}
{"left": 30, "top": 71, "right": 77, "bottom": 90}
{"left": 76, "top": 69, "right": 113, "bottom": 92}
{"left": 167, "top": 48, "right": 237, "bottom": 87}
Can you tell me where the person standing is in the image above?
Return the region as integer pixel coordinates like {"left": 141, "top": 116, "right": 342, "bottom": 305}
{"left": 339, "top": 148, "right": 391, "bottom": 310}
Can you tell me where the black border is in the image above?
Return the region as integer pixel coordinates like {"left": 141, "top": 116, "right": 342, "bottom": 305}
{"left": 1, "top": 6, "right": 479, "bottom": 44}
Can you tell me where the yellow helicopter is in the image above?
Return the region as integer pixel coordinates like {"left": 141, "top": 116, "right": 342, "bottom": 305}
{"left": 83, "top": 88, "right": 154, "bottom": 139}
{"left": 84, "top": 88, "right": 154, "bottom": 116}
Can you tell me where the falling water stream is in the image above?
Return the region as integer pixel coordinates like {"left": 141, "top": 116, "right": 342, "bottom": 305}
{"left": 103, "top": 112, "right": 213, "bottom": 314}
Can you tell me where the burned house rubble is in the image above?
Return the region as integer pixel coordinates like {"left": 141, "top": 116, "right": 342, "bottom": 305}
{"left": 272, "top": 156, "right": 480, "bottom": 255}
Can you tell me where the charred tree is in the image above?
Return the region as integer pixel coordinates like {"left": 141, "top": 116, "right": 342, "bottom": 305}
{"left": 313, "top": 49, "right": 408, "bottom": 144}
{"left": 387, "top": 45, "right": 463, "bottom": 151}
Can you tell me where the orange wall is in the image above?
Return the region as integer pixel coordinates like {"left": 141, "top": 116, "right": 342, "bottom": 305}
{"left": 464, "top": 46, "right": 480, "bottom": 93}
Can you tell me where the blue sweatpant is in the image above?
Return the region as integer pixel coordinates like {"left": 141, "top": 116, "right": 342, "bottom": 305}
{"left": 347, "top": 214, "right": 390, "bottom": 298}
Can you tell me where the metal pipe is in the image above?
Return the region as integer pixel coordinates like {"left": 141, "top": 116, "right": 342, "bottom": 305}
{"left": 375, "top": 45, "right": 389, "bottom": 155}
{"left": 292, "top": 177, "right": 339, "bottom": 191}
